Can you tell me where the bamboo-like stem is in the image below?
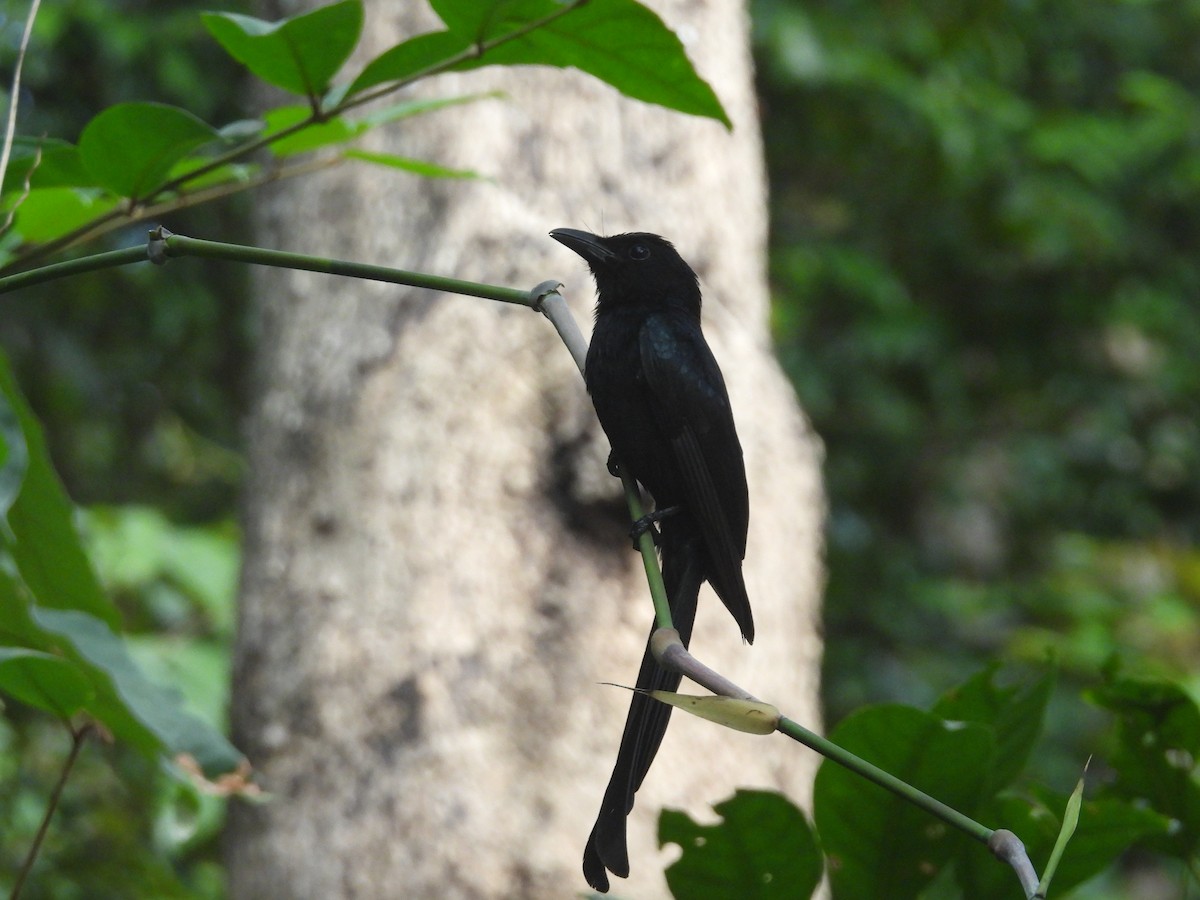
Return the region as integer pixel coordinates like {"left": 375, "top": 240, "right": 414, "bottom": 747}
{"left": 147, "top": 229, "right": 533, "bottom": 305}
{"left": 776, "top": 714, "right": 994, "bottom": 844}
{"left": 0, "top": 246, "right": 149, "bottom": 293}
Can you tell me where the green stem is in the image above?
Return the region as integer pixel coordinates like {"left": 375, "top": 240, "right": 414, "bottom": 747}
{"left": 776, "top": 715, "right": 995, "bottom": 845}
{"left": 152, "top": 231, "right": 534, "bottom": 305}
{"left": 620, "top": 472, "right": 672, "bottom": 632}
{"left": 10, "top": 723, "right": 93, "bottom": 900}
{"left": 0, "top": 246, "right": 148, "bottom": 294}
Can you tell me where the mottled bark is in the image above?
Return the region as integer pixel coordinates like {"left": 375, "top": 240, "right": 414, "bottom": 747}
{"left": 226, "top": 1, "right": 825, "bottom": 897}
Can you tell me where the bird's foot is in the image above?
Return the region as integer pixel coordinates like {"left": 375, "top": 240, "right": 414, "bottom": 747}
{"left": 628, "top": 505, "right": 682, "bottom": 549}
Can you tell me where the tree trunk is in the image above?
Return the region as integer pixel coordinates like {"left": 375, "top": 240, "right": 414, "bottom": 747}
{"left": 226, "top": 1, "right": 825, "bottom": 897}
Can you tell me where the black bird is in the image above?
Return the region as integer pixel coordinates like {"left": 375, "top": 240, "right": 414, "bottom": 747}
{"left": 550, "top": 228, "right": 753, "bottom": 892}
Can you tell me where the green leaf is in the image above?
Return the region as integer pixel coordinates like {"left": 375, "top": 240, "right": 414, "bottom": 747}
{"left": 0, "top": 387, "right": 28, "bottom": 521}
{"left": 0, "top": 560, "right": 53, "bottom": 650}
{"left": 79, "top": 102, "right": 218, "bottom": 199}
{"left": 84, "top": 506, "right": 239, "bottom": 633}
{"left": 933, "top": 665, "right": 1055, "bottom": 794}
{"left": 165, "top": 159, "right": 260, "bottom": 193}
{"left": 265, "top": 95, "right": 494, "bottom": 158}
{"left": 0, "top": 352, "right": 119, "bottom": 629}
{"left": 659, "top": 790, "right": 823, "bottom": 899}
{"left": 432, "top": 0, "right": 528, "bottom": 36}
{"left": 361, "top": 93, "right": 502, "bottom": 127}
{"left": 1039, "top": 788, "right": 1170, "bottom": 893}
{"left": 348, "top": 0, "right": 730, "bottom": 126}
{"left": 218, "top": 119, "right": 268, "bottom": 142}
{"left": 343, "top": 150, "right": 479, "bottom": 179}
{"left": 813, "top": 705, "right": 994, "bottom": 900}
{"left": 1038, "top": 765, "right": 1085, "bottom": 896}
{"left": 449, "top": 0, "right": 732, "bottom": 127}
{"left": 955, "top": 790, "right": 1170, "bottom": 898}
{"left": 0, "top": 647, "right": 92, "bottom": 717}
{"left": 5, "top": 187, "right": 120, "bottom": 243}
{"left": 1088, "top": 674, "right": 1200, "bottom": 858}
{"left": 202, "top": 0, "right": 364, "bottom": 97}
{"left": 30, "top": 606, "right": 242, "bottom": 777}
{"left": 263, "top": 106, "right": 361, "bottom": 157}
{"left": 0, "top": 137, "right": 94, "bottom": 194}
{"left": 0, "top": 549, "right": 241, "bottom": 775}
{"left": 1090, "top": 675, "right": 1200, "bottom": 754}
{"left": 347, "top": 30, "right": 471, "bottom": 95}
{"left": 127, "top": 637, "right": 230, "bottom": 733}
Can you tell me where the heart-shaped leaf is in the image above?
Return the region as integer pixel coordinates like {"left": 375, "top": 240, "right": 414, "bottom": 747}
{"left": 79, "top": 103, "right": 218, "bottom": 199}
{"left": 203, "top": 0, "right": 363, "bottom": 97}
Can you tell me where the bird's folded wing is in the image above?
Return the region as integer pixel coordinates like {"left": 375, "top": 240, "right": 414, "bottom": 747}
{"left": 639, "top": 313, "right": 753, "bottom": 640}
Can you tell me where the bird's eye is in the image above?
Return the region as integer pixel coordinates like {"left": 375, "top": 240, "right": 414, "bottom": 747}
{"left": 629, "top": 244, "right": 650, "bottom": 260}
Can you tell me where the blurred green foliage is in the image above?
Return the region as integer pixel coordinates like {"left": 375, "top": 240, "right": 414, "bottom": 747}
{"left": 0, "top": 0, "right": 247, "bottom": 895}
{"left": 0, "top": 507, "right": 239, "bottom": 899}
{"left": 754, "top": 0, "right": 1200, "bottom": 891}
{"left": 1, "top": 0, "right": 252, "bottom": 517}
{"left": 754, "top": 0, "right": 1200, "bottom": 704}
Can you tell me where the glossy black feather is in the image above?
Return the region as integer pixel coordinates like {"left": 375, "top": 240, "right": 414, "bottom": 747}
{"left": 551, "top": 228, "right": 753, "bottom": 892}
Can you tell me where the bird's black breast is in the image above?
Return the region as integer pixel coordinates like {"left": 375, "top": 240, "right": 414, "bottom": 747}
{"left": 585, "top": 307, "right": 686, "bottom": 508}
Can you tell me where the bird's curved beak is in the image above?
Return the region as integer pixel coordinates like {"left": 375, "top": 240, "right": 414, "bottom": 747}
{"left": 550, "top": 227, "right": 614, "bottom": 263}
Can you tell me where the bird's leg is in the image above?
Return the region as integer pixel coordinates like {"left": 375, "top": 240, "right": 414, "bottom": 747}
{"left": 628, "top": 505, "right": 683, "bottom": 549}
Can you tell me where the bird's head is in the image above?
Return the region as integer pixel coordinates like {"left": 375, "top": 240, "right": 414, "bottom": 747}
{"left": 550, "top": 228, "right": 701, "bottom": 315}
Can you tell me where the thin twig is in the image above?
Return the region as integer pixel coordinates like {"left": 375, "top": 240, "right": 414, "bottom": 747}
{"left": 0, "top": 0, "right": 42, "bottom": 196}
{"left": 1, "top": 140, "right": 39, "bottom": 233}
{"left": 10, "top": 721, "right": 93, "bottom": 900}
{"left": 9, "top": 153, "right": 341, "bottom": 269}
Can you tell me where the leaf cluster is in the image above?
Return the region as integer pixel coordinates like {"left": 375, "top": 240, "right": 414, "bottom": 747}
{"left": 0, "top": 353, "right": 241, "bottom": 771}
{"left": 1, "top": 0, "right": 728, "bottom": 270}
{"left": 755, "top": 0, "right": 1200, "bottom": 892}
{"left": 663, "top": 666, "right": 1200, "bottom": 899}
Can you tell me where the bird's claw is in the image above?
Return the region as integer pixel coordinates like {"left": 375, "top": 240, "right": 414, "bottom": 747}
{"left": 627, "top": 505, "right": 682, "bottom": 550}
{"left": 628, "top": 516, "right": 661, "bottom": 549}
